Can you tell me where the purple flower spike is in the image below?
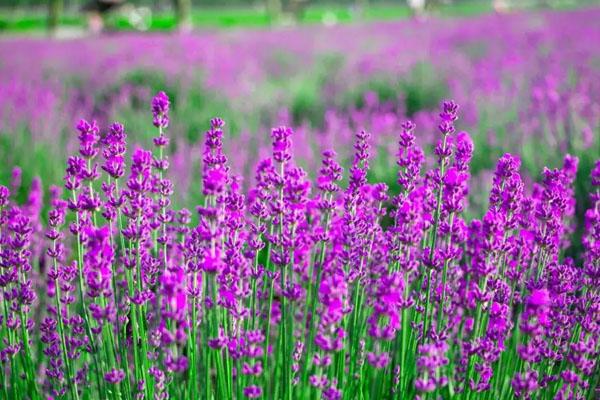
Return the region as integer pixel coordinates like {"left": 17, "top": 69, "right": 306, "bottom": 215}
{"left": 271, "top": 126, "right": 293, "bottom": 164}
{"left": 76, "top": 119, "right": 100, "bottom": 159}
{"left": 104, "top": 368, "right": 126, "bottom": 384}
{"left": 243, "top": 385, "right": 262, "bottom": 398}
{"left": 152, "top": 91, "right": 170, "bottom": 129}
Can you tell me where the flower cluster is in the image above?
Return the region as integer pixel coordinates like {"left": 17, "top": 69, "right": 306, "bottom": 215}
{"left": 0, "top": 95, "right": 598, "bottom": 400}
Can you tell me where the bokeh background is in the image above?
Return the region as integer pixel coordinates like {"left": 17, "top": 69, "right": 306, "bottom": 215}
{"left": 0, "top": 0, "right": 599, "bottom": 258}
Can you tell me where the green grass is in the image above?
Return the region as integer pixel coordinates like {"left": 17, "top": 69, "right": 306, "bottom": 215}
{"left": 0, "top": 1, "right": 503, "bottom": 34}
{"left": 108, "top": 7, "right": 275, "bottom": 31}
{"left": 3, "top": 1, "right": 597, "bottom": 34}
{"left": 3, "top": 0, "right": 600, "bottom": 34}
{"left": 437, "top": 0, "right": 493, "bottom": 16}
{"left": 0, "top": 13, "right": 81, "bottom": 32}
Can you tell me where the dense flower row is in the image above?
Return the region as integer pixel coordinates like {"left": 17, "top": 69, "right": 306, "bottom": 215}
{"left": 0, "top": 92, "right": 598, "bottom": 400}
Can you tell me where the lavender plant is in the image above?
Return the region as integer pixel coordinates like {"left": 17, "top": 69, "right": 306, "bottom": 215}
{"left": 0, "top": 92, "right": 598, "bottom": 400}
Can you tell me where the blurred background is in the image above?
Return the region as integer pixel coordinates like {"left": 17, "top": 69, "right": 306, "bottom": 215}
{"left": 0, "top": 0, "right": 599, "bottom": 258}
{"left": 1, "top": 0, "right": 599, "bottom": 34}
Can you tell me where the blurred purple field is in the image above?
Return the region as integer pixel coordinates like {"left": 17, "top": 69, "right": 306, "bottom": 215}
{"left": 1, "top": 7, "right": 598, "bottom": 199}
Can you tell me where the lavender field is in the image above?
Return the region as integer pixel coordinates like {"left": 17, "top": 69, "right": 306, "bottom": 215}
{"left": 0, "top": 5, "right": 599, "bottom": 400}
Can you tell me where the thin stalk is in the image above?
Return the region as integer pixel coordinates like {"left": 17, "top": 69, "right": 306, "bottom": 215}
{"left": 52, "top": 258, "right": 79, "bottom": 400}
{"left": 300, "top": 224, "right": 329, "bottom": 390}
{"left": 422, "top": 134, "right": 449, "bottom": 342}
{"left": 464, "top": 275, "right": 489, "bottom": 397}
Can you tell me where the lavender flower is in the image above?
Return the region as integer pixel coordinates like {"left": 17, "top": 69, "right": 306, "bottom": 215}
{"left": 0, "top": 97, "right": 597, "bottom": 400}
{"left": 151, "top": 91, "right": 170, "bottom": 129}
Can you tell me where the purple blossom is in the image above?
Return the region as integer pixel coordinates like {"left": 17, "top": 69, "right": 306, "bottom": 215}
{"left": 0, "top": 94, "right": 597, "bottom": 400}
{"left": 151, "top": 91, "right": 170, "bottom": 129}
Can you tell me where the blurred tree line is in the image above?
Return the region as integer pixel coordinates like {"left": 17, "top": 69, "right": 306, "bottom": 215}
{"left": 2, "top": 0, "right": 401, "bottom": 6}
{"left": 4, "top": 0, "right": 579, "bottom": 34}
{"left": 8, "top": 0, "right": 417, "bottom": 33}
{"left": 0, "top": 0, "right": 417, "bottom": 8}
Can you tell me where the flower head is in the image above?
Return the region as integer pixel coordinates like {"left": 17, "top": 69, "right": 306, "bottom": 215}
{"left": 152, "top": 91, "right": 170, "bottom": 129}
